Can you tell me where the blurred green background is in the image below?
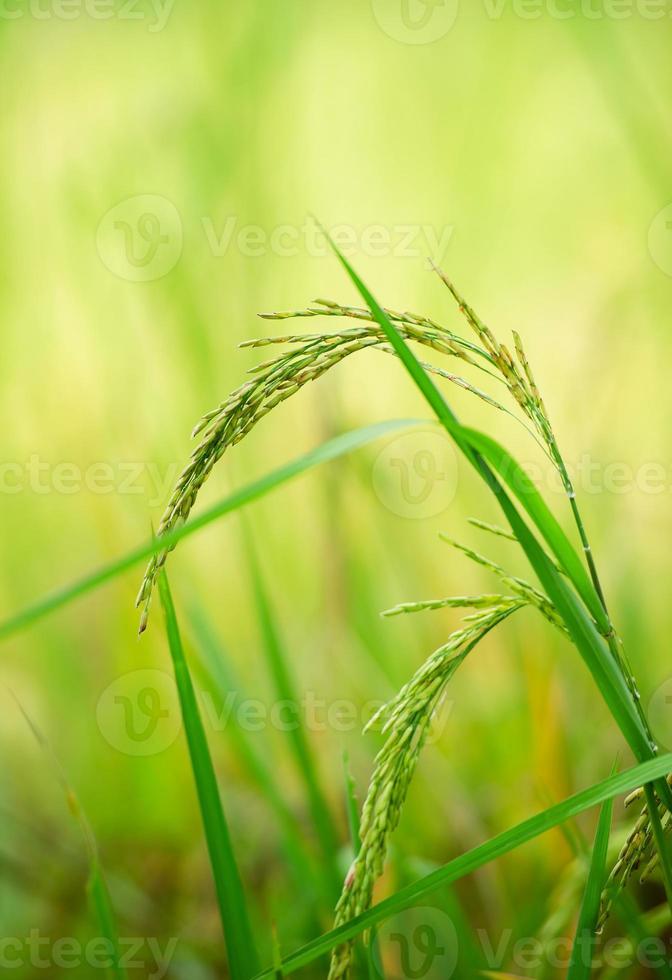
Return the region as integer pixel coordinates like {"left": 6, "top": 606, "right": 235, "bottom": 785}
{"left": 1, "top": 1, "right": 672, "bottom": 976}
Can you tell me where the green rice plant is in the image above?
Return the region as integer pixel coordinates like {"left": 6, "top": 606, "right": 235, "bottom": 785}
{"left": 130, "top": 241, "right": 672, "bottom": 977}
{"left": 2, "top": 241, "right": 670, "bottom": 976}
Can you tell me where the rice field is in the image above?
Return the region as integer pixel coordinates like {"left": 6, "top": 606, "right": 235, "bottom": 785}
{"left": 1, "top": 3, "right": 672, "bottom": 978}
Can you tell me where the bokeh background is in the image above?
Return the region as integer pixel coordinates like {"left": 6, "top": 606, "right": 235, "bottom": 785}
{"left": 1, "top": 1, "right": 672, "bottom": 976}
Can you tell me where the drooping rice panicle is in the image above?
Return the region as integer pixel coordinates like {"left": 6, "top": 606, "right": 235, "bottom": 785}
{"left": 137, "top": 278, "right": 571, "bottom": 632}
{"left": 136, "top": 306, "right": 532, "bottom": 631}
{"left": 598, "top": 775, "right": 672, "bottom": 931}
{"left": 329, "top": 531, "right": 585, "bottom": 977}
{"left": 328, "top": 601, "right": 525, "bottom": 979}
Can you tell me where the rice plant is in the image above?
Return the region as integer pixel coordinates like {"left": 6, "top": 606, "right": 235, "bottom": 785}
{"left": 2, "top": 246, "right": 670, "bottom": 977}
{"left": 129, "top": 243, "right": 672, "bottom": 977}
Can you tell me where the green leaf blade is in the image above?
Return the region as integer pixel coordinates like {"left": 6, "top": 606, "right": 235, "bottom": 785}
{"left": 158, "top": 570, "right": 259, "bottom": 980}
{"left": 189, "top": 604, "right": 325, "bottom": 907}
{"left": 567, "top": 792, "right": 613, "bottom": 980}
{"left": 254, "top": 755, "right": 672, "bottom": 977}
{"left": 0, "top": 418, "right": 419, "bottom": 642}
{"left": 87, "top": 865, "right": 128, "bottom": 980}
{"left": 242, "top": 527, "right": 342, "bottom": 897}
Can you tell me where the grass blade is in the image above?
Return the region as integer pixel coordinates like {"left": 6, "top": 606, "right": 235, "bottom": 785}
{"left": 567, "top": 792, "right": 613, "bottom": 979}
{"left": 242, "top": 526, "right": 341, "bottom": 897}
{"left": 158, "top": 569, "right": 259, "bottom": 980}
{"left": 189, "top": 603, "right": 325, "bottom": 906}
{"left": 87, "top": 866, "right": 128, "bottom": 980}
{"left": 0, "top": 418, "right": 418, "bottom": 642}
{"left": 253, "top": 754, "right": 672, "bottom": 977}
